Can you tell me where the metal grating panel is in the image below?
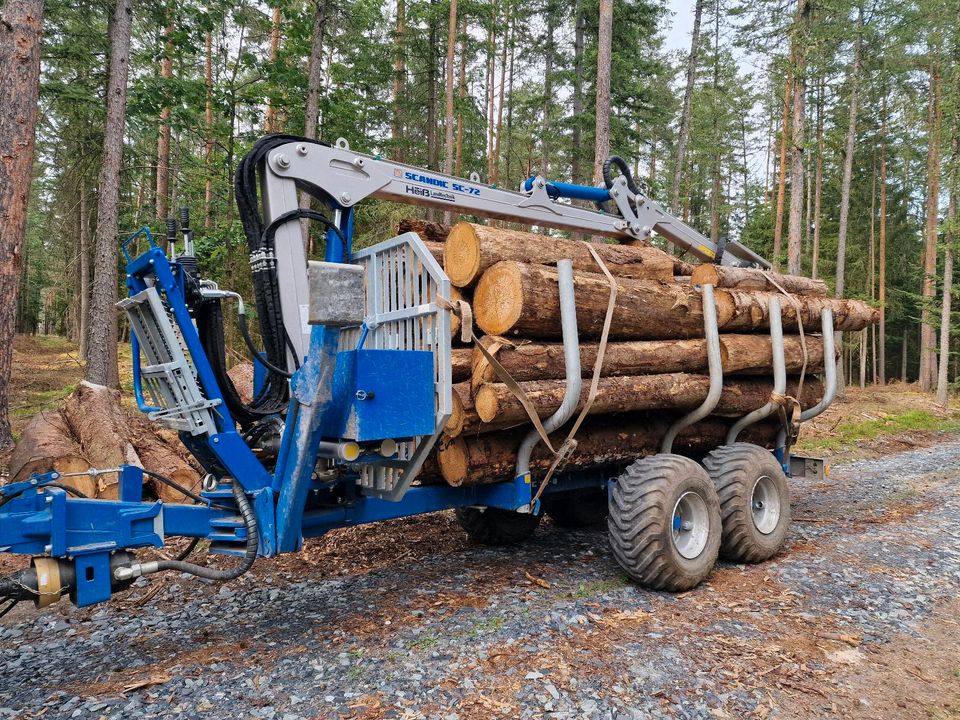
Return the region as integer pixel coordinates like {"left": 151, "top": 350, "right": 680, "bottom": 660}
{"left": 119, "top": 287, "right": 219, "bottom": 436}
{"left": 339, "top": 232, "right": 452, "bottom": 500}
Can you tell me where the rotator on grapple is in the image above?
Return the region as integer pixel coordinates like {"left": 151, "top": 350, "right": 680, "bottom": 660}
{"left": 0, "top": 134, "right": 834, "bottom": 613}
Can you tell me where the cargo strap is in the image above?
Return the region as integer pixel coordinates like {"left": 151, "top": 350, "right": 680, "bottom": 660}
{"left": 438, "top": 295, "right": 559, "bottom": 455}
{"left": 530, "top": 242, "right": 618, "bottom": 507}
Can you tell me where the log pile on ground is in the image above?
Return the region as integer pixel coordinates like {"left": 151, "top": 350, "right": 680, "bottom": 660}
{"left": 416, "top": 219, "right": 878, "bottom": 487}
{"left": 7, "top": 381, "right": 201, "bottom": 501}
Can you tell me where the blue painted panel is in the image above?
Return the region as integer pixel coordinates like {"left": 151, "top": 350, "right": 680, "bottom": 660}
{"left": 327, "top": 349, "right": 435, "bottom": 442}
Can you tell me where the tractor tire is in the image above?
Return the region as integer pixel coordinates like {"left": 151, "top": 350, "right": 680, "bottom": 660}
{"left": 608, "top": 454, "right": 721, "bottom": 592}
{"left": 455, "top": 506, "right": 542, "bottom": 545}
{"left": 702, "top": 443, "right": 791, "bottom": 563}
{"left": 541, "top": 488, "right": 608, "bottom": 527}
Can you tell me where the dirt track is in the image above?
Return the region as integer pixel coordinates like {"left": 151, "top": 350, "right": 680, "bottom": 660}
{"left": 2, "top": 438, "right": 960, "bottom": 719}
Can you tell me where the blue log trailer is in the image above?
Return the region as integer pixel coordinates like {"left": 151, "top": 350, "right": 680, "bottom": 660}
{"left": 0, "top": 137, "right": 834, "bottom": 613}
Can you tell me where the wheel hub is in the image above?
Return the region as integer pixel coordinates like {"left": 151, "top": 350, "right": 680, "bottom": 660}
{"left": 750, "top": 475, "right": 781, "bottom": 535}
{"left": 671, "top": 491, "right": 709, "bottom": 559}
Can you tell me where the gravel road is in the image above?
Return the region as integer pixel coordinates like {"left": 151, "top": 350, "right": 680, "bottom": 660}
{"left": 3, "top": 437, "right": 960, "bottom": 720}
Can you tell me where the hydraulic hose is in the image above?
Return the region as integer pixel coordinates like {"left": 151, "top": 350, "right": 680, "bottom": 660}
{"left": 601, "top": 155, "right": 641, "bottom": 196}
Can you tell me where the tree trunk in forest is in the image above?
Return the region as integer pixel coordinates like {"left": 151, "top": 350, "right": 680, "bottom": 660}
{"left": 442, "top": 0, "right": 457, "bottom": 224}
{"left": 427, "top": 1, "right": 439, "bottom": 181}
{"left": 470, "top": 334, "right": 827, "bottom": 388}
{"left": 391, "top": 0, "right": 405, "bottom": 159}
{"left": 879, "top": 93, "right": 888, "bottom": 384}
{"left": 772, "top": 68, "right": 792, "bottom": 271}
{"left": 78, "top": 186, "right": 91, "bottom": 361}
{"left": 920, "top": 49, "right": 941, "bottom": 392}
{"left": 156, "top": 10, "right": 173, "bottom": 221}
{"left": 474, "top": 374, "right": 824, "bottom": 428}
{"left": 834, "top": 5, "right": 863, "bottom": 393}
{"left": 438, "top": 417, "right": 780, "bottom": 487}
{"left": 484, "top": 3, "right": 496, "bottom": 179}
{"left": 455, "top": 17, "right": 466, "bottom": 176}
{"left": 786, "top": 0, "right": 810, "bottom": 276}
{"left": 492, "top": 11, "right": 508, "bottom": 185}
{"left": 204, "top": 31, "right": 214, "bottom": 229}
{"left": 85, "top": 0, "right": 133, "bottom": 388}
{"left": 444, "top": 222, "right": 676, "bottom": 288}
{"left": 540, "top": 4, "right": 555, "bottom": 177}
{"left": 0, "top": 0, "right": 43, "bottom": 447}
{"left": 812, "top": 77, "right": 824, "bottom": 279}
{"left": 592, "top": 0, "right": 613, "bottom": 185}
{"left": 709, "top": 5, "right": 721, "bottom": 246}
{"left": 571, "top": 1, "right": 586, "bottom": 184}
{"left": 901, "top": 334, "right": 908, "bottom": 382}
{"left": 300, "top": 0, "right": 328, "bottom": 247}
{"left": 937, "top": 122, "right": 958, "bottom": 405}
{"left": 690, "top": 264, "right": 828, "bottom": 295}
{"left": 473, "top": 262, "right": 878, "bottom": 340}
{"left": 670, "top": 0, "right": 704, "bottom": 216}
{"left": 264, "top": 6, "right": 282, "bottom": 133}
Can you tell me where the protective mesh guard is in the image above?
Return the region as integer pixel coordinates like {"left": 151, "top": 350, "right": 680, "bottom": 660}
{"left": 338, "top": 232, "right": 452, "bottom": 500}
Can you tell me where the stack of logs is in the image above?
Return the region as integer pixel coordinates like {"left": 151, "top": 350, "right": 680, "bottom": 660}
{"left": 397, "top": 219, "right": 879, "bottom": 488}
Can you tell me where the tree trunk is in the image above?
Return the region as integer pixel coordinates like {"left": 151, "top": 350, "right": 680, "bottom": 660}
{"left": 156, "top": 10, "right": 173, "bottom": 221}
{"left": 455, "top": 16, "right": 466, "bottom": 176}
{"left": 592, "top": 0, "right": 613, "bottom": 185}
{"left": 540, "top": 3, "right": 555, "bottom": 176}
{"left": 438, "top": 417, "right": 780, "bottom": 487}
{"left": 0, "top": 0, "right": 43, "bottom": 448}
{"left": 936, "top": 244, "right": 953, "bottom": 405}
{"left": 264, "top": 6, "right": 282, "bottom": 133}
{"left": 772, "top": 67, "right": 793, "bottom": 271}
{"left": 444, "top": 222, "right": 676, "bottom": 288}
{"left": 128, "top": 415, "right": 201, "bottom": 502}
{"left": 85, "top": 0, "right": 133, "bottom": 388}
{"left": 470, "top": 334, "right": 827, "bottom": 388}
{"left": 492, "top": 9, "right": 508, "bottom": 185}
{"left": 427, "top": 0, "right": 439, "bottom": 178}
{"left": 78, "top": 186, "right": 91, "bottom": 360}
{"left": 690, "top": 264, "right": 828, "bottom": 296}
{"left": 204, "top": 30, "right": 214, "bottom": 229}
{"left": 878, "top": 92, "right": 887, "bottom": 384}
{"left": 8, "top": 411, "right": 91, "bottom": 491}
{"left": 473, "top": 262, "right": 877, "bottom": 340}
{"left": 474, "top": 374, "right": 823, "bottom": 427}
{"left": 300, "top": 0, "right": 328, "bottom": 247}
{"left": 670, "top": 0, "right": 704, "bottom": 215}
{"left": 920, "top": 47, "right": 942, "bottom": 392}
{"left": 391, "top": 0, "right": 405, "bottom": 159}
{"left": 834, "top": 4, "right": 863, "bottom": 393}
{"left": 812, "top": 76, "right": 824, "bottom": 279}
{"left": 786, "top": 0, "right": 810, "bottom": 276}
{"left": 570, "top": 0, "right": 586, "bottom": 184}
{"left": 442, "top": 0, "right": 456, "bottom": 174}
{"left": 397, "top": 218, "right": 452, "bottom": 243}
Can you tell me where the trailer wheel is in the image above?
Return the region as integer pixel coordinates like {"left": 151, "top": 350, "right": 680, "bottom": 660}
{"left": 455, "top": 507, "right": 541, "bottom": 545}
{"left": 541, "top": 488, "right": 608, "bottom": 527}
{"left": 702, "top": 443, "right": 791, "bottom": 563}
{"left": 608, "top": 454, "right": 721, "bottom": 591}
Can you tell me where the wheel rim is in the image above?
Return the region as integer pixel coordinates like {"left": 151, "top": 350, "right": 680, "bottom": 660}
{"left": 671, "top": 491, "right": 710, "bottom": 559}
{"left": 750, "top": 475, "right": 781, "bottom": 535}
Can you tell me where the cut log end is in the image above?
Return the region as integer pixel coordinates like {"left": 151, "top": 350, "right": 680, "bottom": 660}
{"left": 444, "top": 223, "right": 483, "bottom": 288}
{"left": 437, "top": 435, "right": 469, "bottom": 486}
{"left": 690, "top": 264, "right": 722, "bottom": 288}
{"left": 474, "top": 261, "right": 523, "bottom": 336}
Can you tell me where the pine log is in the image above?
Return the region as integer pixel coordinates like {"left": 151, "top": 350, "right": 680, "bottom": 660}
{"left": 444, "top": 382, "right": 474, "bottom": 438}
{"left": 475, "top": 374, "right": 823, "bottom": 426}
{"left": 471, "top": 334, "right": 826, "bottom": 389}
{"left": 623, "top": 238, "right": 695, "bottom": 276}
{"left": 423, "top": 240, "right": 445, "bottom": 266}
{"left": 443, "top": 222, "right": 675, "bottom": 288}
{"left": 449, "top": 286, "right": 469, "bottom": 339}
{"left": 473, "top": 261, "right": 878, "bottom": 339}
{"left": 451, "top": 347, "right": 472, "bottom": 383}
{"left": 8, "top": 410, "right": 93, "bottom": 495}
{"left": 438, "top": 416, "right": 780, "bottom": 487}
{"left": 62, "top": 381, "right": 141, "bottom": 498}
{"left": 128, "top": 415, "right": 201, "bottom": 503}
{"left": 398, "top": 218, "right": 453, "bottom": 243}
{"left": 691, "top": 264, "right": 828, "bottom": 296}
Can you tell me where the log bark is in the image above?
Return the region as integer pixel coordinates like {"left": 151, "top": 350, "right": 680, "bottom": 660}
{"left": 62, "top": 381, "right": 141, "bottom": 498}
{"left": 444, "top": 382, "right": 475, "bottom": 437}
{"left": 473, "top": 261, "right": 877, "bottom": 340}
{"left": 438, "top": 415, "right": 780, "bottom": 486}
{"left": 471, "top": 334, "right": 826, "bottom": 388}
{"left": 475, "top": 374, "right": 823, "bottom": 427}
{"left": 451, "top": 347, "right": 472, "bottom": 383}
{"left": 690, "top": 264, "right": 828, "bottom": 296}
{"left": 443, "top": 222, "right": 676, "bottom": 288}
{"left": 424, "top": 240, "right": 444, "bottom": 266}
{"left": 8, "top": 411, "right": 93, "bottom": 494}
{"left": 398, "top": 218, "right": 453, "bottom": 243}
{"left": 128, "top": 415, "right": 201, "bottom": 503}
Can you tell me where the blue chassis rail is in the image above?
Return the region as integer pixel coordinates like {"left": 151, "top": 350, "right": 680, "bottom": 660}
{"left": 0, "top": 188, "right": 619, "bottom": 608}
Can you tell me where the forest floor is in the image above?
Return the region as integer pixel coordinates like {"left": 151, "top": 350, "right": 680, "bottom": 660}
{"left": 2, "top": 335, "right": 960, "bottom": 719}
